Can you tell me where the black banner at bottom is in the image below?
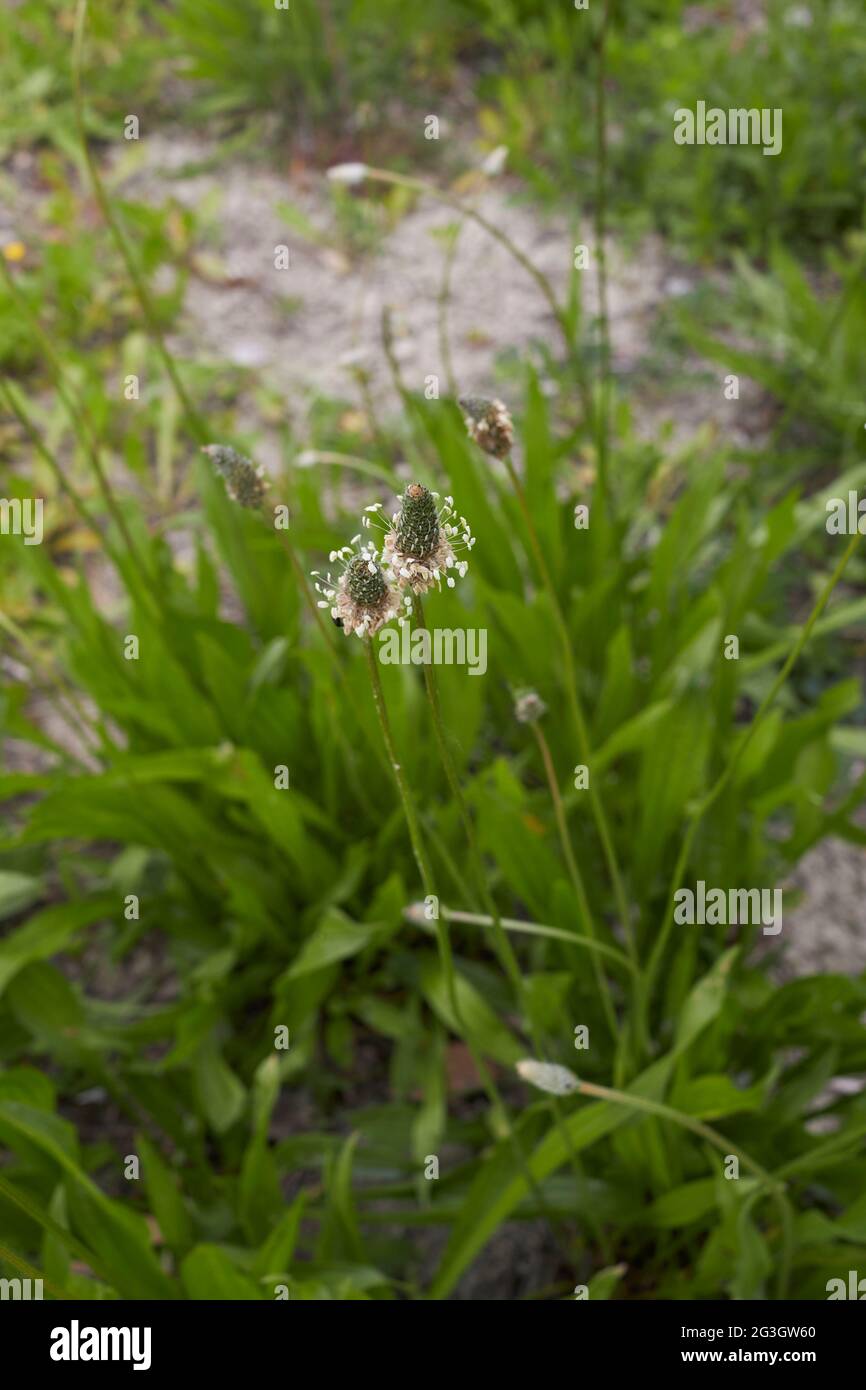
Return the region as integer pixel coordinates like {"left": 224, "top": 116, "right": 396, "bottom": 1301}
{"left": 1, "top": 1296, "right": 861, "bottom": 1375}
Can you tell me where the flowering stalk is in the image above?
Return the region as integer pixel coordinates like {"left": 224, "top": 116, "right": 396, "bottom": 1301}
{"left": 0, "top": 256, "right": 153, "bottom": 593}
{"left": 362, "top": 635, "right": 515, "bottom": 1139}
{"left": 363, "top": 636, "right": 437, "bottom": 894}
{"left": 204, "top": 446, "right": 381, "bottom": 732}
{"left": 74, "top": 0, "right": 204, "bottom": 447}
{"left": 334, "top": 521, "right": 576, "bottom": 1246}
{"left": 206, "top": 442, "right": 339, "bottom": 657}
{"left": 593, "top": 0, "right": 613, "bottom": 512}
{"left": 204, "top": 444, "right": 347, "bottom": 664}
{"left": 461, "top": 400, "right": 638, "bottom": 992}
{"left": 437, "top": 224, "right": 461, "bottom": 401}
{"left": 329, "top": 164, "right": 580, "bottom": 372}
{"left": 373, "top": 478, "right": 595, "bottom": 1222}
{"left": 413, "top": 596, "right": 521, "bottom": 972}
{"left": 379, "top": 485, "right": 610, "bottom": 1076}
{"left": 316, "top": 538, "right": 461, "bottom": 1018}
{"left": 369, "top": 486, "right": 492, "bottom": 923}
{"left": 408, "top": 620, "right": 611, "bottom": 1239}
{"left": 517, "top": 694, "right": 619, "bottom": 1048}
{"left": 75, "top": 2, "right": 346, "bottom": 695}
{"left": 380, "top": 305, "right": 412, "bottom": 408}
{"left": 574, "top": 1078, "right": 793, "bottom": 1299}
{"left": 204, "top": 447, "right": 386, "bottom": 818}
{"left": 0, "top": 609, "right": 104, "bottom": 765}
{"left": 405, "top": 903, "right": 634, "bottom": 972}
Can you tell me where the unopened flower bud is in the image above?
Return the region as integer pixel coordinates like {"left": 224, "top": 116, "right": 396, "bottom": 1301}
{"left": 326, "top": 163, "right": 369, "bottom": 186}
{"left": 516, "top": 1058, "right": 580, "bottom": 1096}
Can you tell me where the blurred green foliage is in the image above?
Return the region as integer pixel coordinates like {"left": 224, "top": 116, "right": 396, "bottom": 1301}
{"left": 5, "top": 2, "right": 864, "bottom": 257}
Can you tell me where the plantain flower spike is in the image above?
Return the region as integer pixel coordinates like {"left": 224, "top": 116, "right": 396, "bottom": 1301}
{"left": 203, "top": 444, "right": 269, "bottom": 509}
{"left": 365, "top": 483, "right": 475, "bottom": 597}
{"left": 459, "top": 395, "right": 514, "bottom": 459}
{"left": 311, "top": 540, "right": 401, "bottom": 639}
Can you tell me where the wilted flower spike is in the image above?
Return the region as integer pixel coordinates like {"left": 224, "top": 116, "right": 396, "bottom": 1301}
{"left": 378, "top": 482, "right": 475, "bottom": 595}
{"left": 516, "top": 1058, "right": 580, "bottom": 1097}
{"left": 311, "top": 540, "right": 400, "bottom": 639}
{"left": 203, "top": 445, "right": 269, "bottom": 509}
{"left": 459, "top": 396, "right": 514, "bottom": 460}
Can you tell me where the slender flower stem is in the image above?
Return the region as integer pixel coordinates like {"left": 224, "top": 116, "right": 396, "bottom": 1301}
{"left": 73, "top": 0, "right": 354, "bottom": 747}
{"left": 364, "top": 636, "right": 437, "bottom": 894}
{"left": 351, "top": 366, "right": 392, "bottom": 465}
{"left": 364, "top": 638, "right": 471, "bottom": 1083}
{"left": 578, "top": 1080, "right": 781, "bottom": 1188}
{"left": 640, "top": 529, "right": 864, "bottom": 1049}
{"left": 1, "top": 381, "right": 96, "bottom": 529}
{"left": 272, "top": 522, "right": 339, "bottom": 653}
{"left": 412, "top": 598, "right": 600, "bottom": 1241}
{"left": 0, "top": 257, "right": 150, "bottom": 582}
{"left": 295, "top": 450, "right": 401, "bottom": 490}
{"left": 577, "top": 1079, "right": 793, "bottom": 1298}
{"left": 364, "top": 636, "right": 579, "bottom": 1254}
{"left": 428, "top": 906, "right": 634, "bottom": 972}
{"left": 73, "top": 0, "right": 357, "bottom": 706}
{"left": 0, "top": 379, "right": 163, "bottom": 613}
{"left": 593, "top": 0, "right": 613, "bottom": 513}
{"left": 437, "top": 224, "right": 461, "bottom": 401}
{"left": 0, "top": 611, "right": 104, "bottom": 763}
{"left": 363, "top": 168, "right": 567, "bottom": 344}
{"left": 413, "top": 597, "right": 520, "bottom": 973}
{"left": 503, "top": 454, "right": 637, "bottom": 976}
{"left": 361, "top": 166, "right": 593, "bottom": 421}
{"left": 380, "top": 305, "right": 413, "bottom": 407}
{"left": 531, "top": 723, "right": 618, "bottom": 1042}
{"left": 73, "top": 0, "right": 204, "bottom": 447}
{"left": 365, "top": 634, "right": 504, "bottom": 1095}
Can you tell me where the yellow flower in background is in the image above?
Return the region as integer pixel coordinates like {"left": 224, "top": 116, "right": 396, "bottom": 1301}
{"left": 2, "top": 242, "right": 26, "bottom": 263}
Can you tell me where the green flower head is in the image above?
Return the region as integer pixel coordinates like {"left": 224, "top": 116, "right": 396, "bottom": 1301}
{"left": 311, "top": 539, "right": 401, "bottom": 639}
{"left": 362, "top": 484, "right": 475, "bottom": 597}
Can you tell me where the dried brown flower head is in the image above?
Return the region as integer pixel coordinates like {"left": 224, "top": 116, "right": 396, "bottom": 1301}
{"left": 459, "top": 396, "right": 514, "bottom": 459}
